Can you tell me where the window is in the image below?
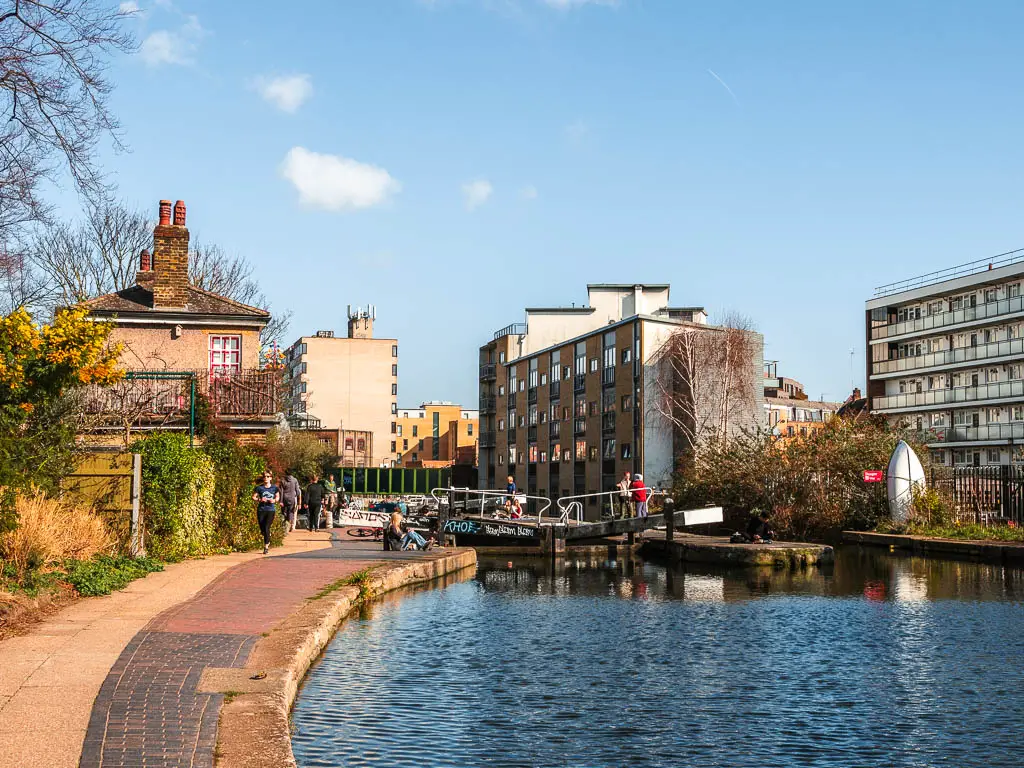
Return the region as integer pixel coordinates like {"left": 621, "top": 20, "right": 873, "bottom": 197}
{"left": 519, "top": 415, "right": 526, "bottom": 427}
{"left": 588, "top": 446, "right": 598, "bottom": 461}
{"left": 602, "top": 389, "right": 615, "bottom": 413}
{"left": 1011, "top": 283, "right": 1021, "bottom": 299}
{"left": 418, "top": 439, "right": 424, "bottom": 450}
{"left": 529, "top": 404, "right": 538, "bottom": 425}
{"left": 575, "top": 399, "right": 586, "bottom": 417}
{"left": 529, "top": 358, "right": 539, "bottom": 388}
{"left": 209, "top": 335, "right": 241, "bottom": 375}
{"left": 550, "top": 404, "right": 559, "bottom": 421}
{"left": 520, "top": 380, "right": 526, "bottom": 392}
{"left": 529, "top": 444, "right": 538, "bottom": 463}
{"left": 498, "top": 453, "right": 504, "bottom": 465}
{"left": 499, "top": 385, "right": 505, "bottom": 396}
{"left": 988, "top": 368, "right": 1000, "bottom": 383}
{"left": 499, "top": 352, "right": 506, "bottom": 364}
{"left": 787, "top": 426, "right": 795, "bottom": 437}
{"left": 391, "top": 441, "right": 397, "bottom": 452}
{"left": 985, "top": 289, "right": 997, "bottom": 303}
{"left": 539, "top": 412, "right": 546, "bottom": 424}
{"left": 603, "top": 439, "right": 616, "bottom": 459}
{"left": 392, "top": 383, "right": 397, "bottom": 395}
{"left": 552, "top": 444, "right": 561, "bottom": 463}
{"left": 412, "top": 453, "right": 418, "bottom": 461}
{"left": 988, "top": 449, "right": 1002, "bottom": 464}
{"left": 590, "top": 358, "right": 599, "bottom": 373}
{"left": 397, "top": 425, "right": 403, "bottom": 436}
{"left": 541, "top": 373, "right": 548, "bottom": 386}
{"left": 621, "top": 443, "right": 632, "bottom": 459}
{"left": 468, "top": 423, "right": 474, "bottom": 435}
{"left": 575, "top": 439, "right": 586, "bottom": 460}
{"left": 391, "top": 403, "right": 397, "bottom": 414}
{"left": 1014, "top": 406, "right": 1024, "bottom": 422}
{"left": 622, "top": 348, "right": 632, "bottom": 365}
{"left": 403, "top": 439, "right": 409, "bottom": 450}
{"left": 589, "top": 401, "right": 598, "bottom": 416}
{"left": 345, "top": 438, "right": 354, "bottom": 450}
{"left": 509, "top": 446, "right": 517, "bottom": 464}
{"left": 498, "top": 418, "right": 505, "bottom": 430}
{"left": 563, "top": 366, "right": 571, "bottom": 380}
{"left": 622, "top": 394, "right": 634, "bottom": 411}
{"left": 413, "top": 425, "right": 418, "bottom": 437}
{"left": 391, "top": 422, "right": 397, "bottom": 434}
{"left": 550, "top": 351, "right": 561, "bottom": 383}
{"left": 563, "top": 407, "right": 570, "bottom": 421}
{"left": 392, "top": 345, "right": 398, "bottom": 357}
{"left": 392, "top": 364, "right": 398, "bottom": 376}
{"left": 540, "top": 451, "right": 547, "bottom": 464}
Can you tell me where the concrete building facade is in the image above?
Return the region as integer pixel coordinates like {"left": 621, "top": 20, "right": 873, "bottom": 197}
{"left": 285, "top": 307, "right": 399, "bottom": 467}
{"left": 478, "top": 284, "right": 764, "bottom": 519}
{"left": 395, "top": 402, "right": 479, "bottom": 467}
{"left": 866, "top": 250, "right": 1024, "bottom": 466}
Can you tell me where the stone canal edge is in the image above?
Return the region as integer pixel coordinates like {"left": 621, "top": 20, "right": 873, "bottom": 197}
{"left": 209, "top": 548, "right": 476, "bottom": 768}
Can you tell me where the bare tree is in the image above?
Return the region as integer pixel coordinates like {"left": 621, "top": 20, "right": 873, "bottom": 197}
{"left": 649, "top": 313, "right": 761, "bottom": 458}
{"left": 0, "top": 245, "right": 43, "bottom": 312}
{"left": 0, "top": 1, "right": 134, "bottom": 241}
{"left": 27, "top": 198, "right": 150, "bottom": 311}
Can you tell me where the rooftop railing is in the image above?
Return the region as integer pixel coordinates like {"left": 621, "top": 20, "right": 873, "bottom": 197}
{"left": 873, "top": 247, "right": 1024, "bottom": 298}
{"left": 493, "top": 323, "right": 528, "bottom": 340}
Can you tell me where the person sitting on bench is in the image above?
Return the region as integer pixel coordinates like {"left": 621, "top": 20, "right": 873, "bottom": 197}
{"left": 746, "top": 510, "right": 775, "bottom": 543}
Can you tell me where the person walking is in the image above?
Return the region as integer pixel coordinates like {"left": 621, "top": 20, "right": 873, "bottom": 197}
{"left": 617, "top": 471, "right": 633, "bottom": 519}
{"left": 631, "top": 473, "right": 649, "bottom": 519}
{"left": 252, "top": 470, "right": 280, "bottom": 555}
{"left": 280, "top": 470, "right": 301, "bottom": 533}
{"left": 304, "top": 473, "right": 325, "bottom": 532}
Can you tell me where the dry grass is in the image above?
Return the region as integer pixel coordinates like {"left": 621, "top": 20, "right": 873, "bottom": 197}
{"left": 0, "top": 490, "right": 113, "bottom": 580}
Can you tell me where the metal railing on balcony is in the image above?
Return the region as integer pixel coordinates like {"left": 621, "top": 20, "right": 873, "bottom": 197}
{"left": 871, "top": 295, "right": 1024, "bottom": 341}
{"left": 873, "top": 337, "right": 1024, "bottom": 376}
{"left": 920, "top": 422, "right": 1024, "bottom": 443}
{"left": 550, "top": 422, "right": 561, "bottom": 439}
{"left": 601, "top": 412, "right": 616, "bottom": 433}
{"left": 479, "top": 363, "right": 497, "bottom": 380}
{"left": 527, "top": 388, "right": 538, "bottom": 404}
{"left": 574, "top": 418, "right": 587, "bottom": 436}
{"left": 479, "top": 431, "right": 496, "bottom": 448}
{"left": 479, "top": 396, "right": 497, "bottom": 413}
{"left": 549, "top": 381, "right": 560, "bottom": 399}
{"left": 601, "top": 367, "right": 615, "bottom": 387}
{"left": 874, "top": 379, "right": 1024, "bottom": 411}
{"left": 493, "top": 323, "right": 528, "bottom": 340}
{"left": 573, "top": 374, "right": 586, "bottom": 393}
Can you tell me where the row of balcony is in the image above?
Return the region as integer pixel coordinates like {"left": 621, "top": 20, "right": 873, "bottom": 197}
{"left": 919, "top": 422, "right": 1024, "bottom": 443}
{"left": 480, "top": 395, "right": 496, "bottom": 413}
{"left": 873, "top": 336, "right": 1024, "bottom": 375}
{"left": 874, "top": 379, "right": 1024, "bottom": 411}
{"left": 871, "top": 295, "right": 1024, "bottom": 341}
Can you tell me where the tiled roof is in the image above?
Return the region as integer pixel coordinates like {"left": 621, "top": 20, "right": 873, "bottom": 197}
{"left": 83, "top": 282, "right": 269, "bottom": 319}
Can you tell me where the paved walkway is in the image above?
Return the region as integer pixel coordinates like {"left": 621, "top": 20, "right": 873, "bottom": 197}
{"left": 0, "top": 530, "right": 335, "bottom": 768}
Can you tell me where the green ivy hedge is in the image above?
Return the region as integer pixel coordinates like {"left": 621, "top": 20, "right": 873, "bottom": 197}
{"left": 132, "top": 431, "right": 282, "bottom": 559}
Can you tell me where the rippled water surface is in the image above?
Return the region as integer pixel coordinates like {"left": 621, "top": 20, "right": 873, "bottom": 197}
{"left": 292, "top": 548, "right": 1024, "bottom": 767}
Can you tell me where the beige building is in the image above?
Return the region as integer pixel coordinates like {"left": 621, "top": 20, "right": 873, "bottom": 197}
{"left": 478, "top": 284, "right": 764, "bottom": 519}
{"left": 285, "top": 307, "right": 399, "bottom": 467}
{"left": 395, "top": 402, "right": 479, "bottom": 467}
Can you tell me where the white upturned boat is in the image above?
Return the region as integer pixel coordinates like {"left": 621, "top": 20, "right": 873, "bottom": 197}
{"left": 887, "top": 440, "right": 926, "bottom": 523}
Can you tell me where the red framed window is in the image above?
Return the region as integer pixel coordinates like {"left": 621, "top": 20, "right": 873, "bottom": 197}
{"left": 209, "top": 335, "right": 241, "bottom": 376}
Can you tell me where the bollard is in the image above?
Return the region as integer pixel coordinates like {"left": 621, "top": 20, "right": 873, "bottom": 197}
{"left": 664, "top": 496, "right": 675, "bottom": 543}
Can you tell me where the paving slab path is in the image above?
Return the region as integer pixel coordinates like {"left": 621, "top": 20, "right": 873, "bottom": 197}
{"left": 0, "top": 529, "right": 454, "bottom": 768}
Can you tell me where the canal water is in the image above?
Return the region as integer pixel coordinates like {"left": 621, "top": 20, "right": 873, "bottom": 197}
{"left": 291, "top": 547, "right": 1024, "bottom": 767}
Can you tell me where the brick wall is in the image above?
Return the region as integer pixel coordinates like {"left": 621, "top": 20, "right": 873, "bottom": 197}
{"left": 152, "top": 200, "right": 190, "bottom": 309}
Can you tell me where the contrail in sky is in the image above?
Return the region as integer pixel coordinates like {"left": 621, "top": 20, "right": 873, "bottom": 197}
{"left": 707, "top": 68, "right": 740, "bottom": 107}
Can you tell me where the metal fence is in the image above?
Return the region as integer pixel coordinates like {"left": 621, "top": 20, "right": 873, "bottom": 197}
{"left": 930, "top": 466, "right": 1024, "bottom": 525}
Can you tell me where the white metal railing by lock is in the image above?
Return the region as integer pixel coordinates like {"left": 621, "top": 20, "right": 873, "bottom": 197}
{"left": 555, "top": 487, "right": 661, "bottom": 524}
{"left": 430, "top": 487, "right": 553, "bottom": 524}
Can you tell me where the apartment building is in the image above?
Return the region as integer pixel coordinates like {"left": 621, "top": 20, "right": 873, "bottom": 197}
{"left": 763, "top": 363, "right": 841, "bottom": 443}
{"left": 866, "top": 250, "right": 1024, "bottom": 466}
{"left": 478, "top": 284, "right": 764, "bottom": 518}
{"left": 395, "top": 402, "right": 479, "bottom": 467}
{"left": 285, "top": 306, "right": 399, "bottom": 467}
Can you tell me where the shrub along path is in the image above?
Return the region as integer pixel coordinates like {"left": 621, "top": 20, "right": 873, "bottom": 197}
{"left": 0, "top": 530, "right": 334, "bottom": 768}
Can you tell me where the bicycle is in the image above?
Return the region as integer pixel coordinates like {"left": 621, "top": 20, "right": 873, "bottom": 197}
{"left": 346, "top": 526, "right": 383, "bottom": 540}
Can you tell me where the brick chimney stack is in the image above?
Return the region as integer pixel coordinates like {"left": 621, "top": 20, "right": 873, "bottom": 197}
{"left": 152, "top": 199, "right": 189, "bottom": 308}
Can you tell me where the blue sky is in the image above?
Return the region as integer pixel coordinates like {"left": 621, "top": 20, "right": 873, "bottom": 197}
{"left": 95, "top": 0, "right": 1024, "bottom": 407}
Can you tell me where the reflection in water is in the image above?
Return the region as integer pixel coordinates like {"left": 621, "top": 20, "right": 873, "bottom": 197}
{"left": 292, "top": 547, "right": 1024, "bottom": 768}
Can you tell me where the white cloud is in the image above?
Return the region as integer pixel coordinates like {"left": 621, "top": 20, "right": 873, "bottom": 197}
{"left": 520, "top": 185, "right": 538, "bottom": 200}
{"left": 462, "top": 179, "right": 493, "bottom": 210}
{"left": 281, "top": 147, "right": 401, "bottom": 211}
{"left": 139, "top": 14, "right": 207, "bottom": 67}
{"left": 119, "top": 0, "right": 139, "bottom": 13}
{"left": 255, "top": 74, "right": 313, "bottom": 113}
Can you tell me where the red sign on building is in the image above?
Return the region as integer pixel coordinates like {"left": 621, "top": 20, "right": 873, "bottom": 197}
{"left": 862, "top": 470, "right": 884, "bottom": 483}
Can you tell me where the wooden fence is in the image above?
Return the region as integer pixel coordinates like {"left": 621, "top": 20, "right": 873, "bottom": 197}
{"left": 61, "top": 451, "right": 143, "bottom": 555}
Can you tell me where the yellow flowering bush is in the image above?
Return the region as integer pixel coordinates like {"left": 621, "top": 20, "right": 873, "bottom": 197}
{"left": 0, "top": 307, "right": 124, "bottom": 532}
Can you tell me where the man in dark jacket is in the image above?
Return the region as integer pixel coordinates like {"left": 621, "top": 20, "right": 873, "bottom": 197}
{"left": 746, "top": 510, "right": 775, "bottom": 543}
{"left": 304, "top": 474, "right": 325, "bottom": 531}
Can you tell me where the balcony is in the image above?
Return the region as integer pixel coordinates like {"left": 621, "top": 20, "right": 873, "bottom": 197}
{"left": 602, "top": 412, "right": 616, "bottom": 433}
{"left": 83, "top": 368, "right": 283, "bottom": 426}
{"left": 573, "top": 374, "right": 586, "bottom": 393}
{"left": 550, "top": 421, "right": 561, "bottom": 439}
{"left": 493, "top": 323, "right": 528, "bottom": 340}
{"left": 550, "top": 381, "right": 560, "bottom": 399}
{"left": 871, "top": 295, "right": 1024, "bottom": 342}
{"left": 574, "top": 418, "right": 587, "bottom": 436}
{"left": 479, "top": 363, "right": 497, "bottom": 380}
{"left": 479, "top": 395, "right": 497, "bottom": 413}
{"left": 528, "top": 425, "right": 537, "bottom": 441}
{"left": 527, "top": 388, "right": 538, "bottom": 404}
{"left": 874, "top": 379, "right": 1024, "bottom": 412}
{"left": 916, "top": 422, "right": 1024, "bottom": 444}
{"left": 872, "top": 337, "right": 1024, "bottom": 376}
{"left": 479, "top": 431, "right": 496, "bottom": 448}
{"left": 601, "top": 367, "right": 615, "bottom": 387}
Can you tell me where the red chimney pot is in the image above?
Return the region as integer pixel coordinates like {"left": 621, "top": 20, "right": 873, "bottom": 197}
{"left": 158, "top": 200, "right": 172, "bottom": 226}
{"left": 173, "top": 200, "right": 186, "bottom": 227}
{"left": 140, "top": 249, "right": 152, "bottom": 271}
